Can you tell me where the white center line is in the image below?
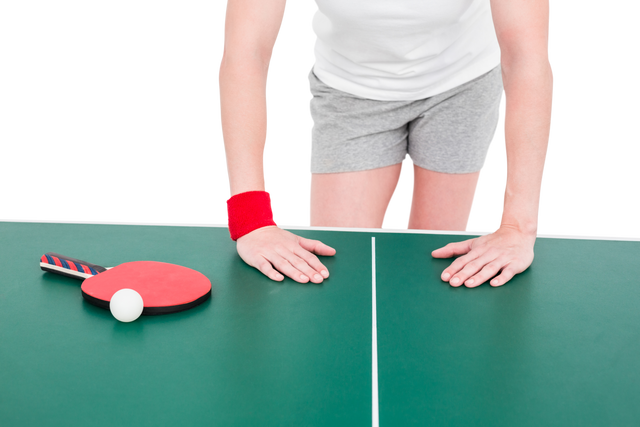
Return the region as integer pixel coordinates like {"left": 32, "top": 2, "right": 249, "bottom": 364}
{"left": 372, "top": 237, "right": 379, "bottom": 427}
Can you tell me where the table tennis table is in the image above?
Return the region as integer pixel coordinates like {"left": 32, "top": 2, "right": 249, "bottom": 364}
{"left": 1, "top": 221, "right": 639, "bottom": 426}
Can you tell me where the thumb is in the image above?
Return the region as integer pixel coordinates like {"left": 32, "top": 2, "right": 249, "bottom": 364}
{"left": 431, "top": 246, "right": 452, "bottom": 258}
{"left": 299, "top": 237, "right": 337, "bottom": 256}
{"left": 431, "top": 243, "right": 457, "bottom": 258}
{"left": 431, "top": 239, "right": 474, "bottom": 258}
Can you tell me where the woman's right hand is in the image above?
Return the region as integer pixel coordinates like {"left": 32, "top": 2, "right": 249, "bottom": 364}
{"left": 236, "top": 226, "right": 336, "bottom": 283}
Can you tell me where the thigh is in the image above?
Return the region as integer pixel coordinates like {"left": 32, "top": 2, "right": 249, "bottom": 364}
{"left": 409, "top": 165, "right": 479, "bottom": 231}
{"left": 311, "top": 163, "right": 403, "bottom": 228}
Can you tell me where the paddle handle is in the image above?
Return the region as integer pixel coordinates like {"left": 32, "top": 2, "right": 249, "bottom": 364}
{"left": 40, "top": 252, "right": 107, "bottom": 280}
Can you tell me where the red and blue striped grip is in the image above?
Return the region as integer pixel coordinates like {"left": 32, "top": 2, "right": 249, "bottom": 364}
{"left": 40, "top": 252, "right": 107, "bottom": 280}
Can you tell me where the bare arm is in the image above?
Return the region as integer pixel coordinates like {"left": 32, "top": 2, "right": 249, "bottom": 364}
{"left": 220, "top": 0, "right": 285, "bottom": 194}
{"left": 220, "top": 0, "right": 335, "bottom": 283}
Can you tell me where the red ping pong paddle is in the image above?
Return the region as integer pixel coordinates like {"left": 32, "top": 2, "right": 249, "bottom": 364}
{"left": 40, "top": 252, "right": 212, "bottom": 315}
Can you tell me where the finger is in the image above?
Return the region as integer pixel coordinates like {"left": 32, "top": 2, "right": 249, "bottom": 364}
{"left": 274, "top": 254, "right": 313, "bottom": 283}
{"left": 447, "top": 251, "right": 499, "bottom": 287}
{"left": 440, "top": 251, "right": 481, "bottom": 284}
{"left": 431, "top": 239, "right": 474, "bottom": 259}
{"left": 490, "top": 266, "right": 517, "bottom": 287}
{"left": 298, "top": 237, "right": 337, "bottom": 257}
{"left": 255, "top": 250, "right": 314, "bottom": 284}
{"left": 254, "top": 257, "right": 285, "bottom": 282}
{"left": 293, "top": 247, "right": 329, "bottom": 281}
{"left": 464, "top": 260, "right": 505, "bottom": 288}
{"left": 282, "top": 251, "right": 326, "bottom": 284}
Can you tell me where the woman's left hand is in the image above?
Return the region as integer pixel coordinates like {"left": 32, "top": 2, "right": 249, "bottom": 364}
{"left": 431, "top": 226, "right": 536, "bottom": 288}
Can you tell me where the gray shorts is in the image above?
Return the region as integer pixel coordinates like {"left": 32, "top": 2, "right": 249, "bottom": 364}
{"left": 309, "top": 65, "right": 503, "bottom": 174}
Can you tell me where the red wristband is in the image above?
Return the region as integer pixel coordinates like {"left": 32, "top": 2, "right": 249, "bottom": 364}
{"left": 227, "top": 191, "right": 277, "bottom": 241}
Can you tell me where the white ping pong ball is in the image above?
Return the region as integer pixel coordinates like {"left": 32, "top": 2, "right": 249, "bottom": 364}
{"left": 109, "top": 289, "right": 144, "bottom": 322}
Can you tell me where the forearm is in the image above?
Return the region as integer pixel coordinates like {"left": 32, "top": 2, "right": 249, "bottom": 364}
{"left": 220, "top": 56, "right": 269, "bottom": 196}
{"left": 500, "top": 59, "right": 553, "bottom": 234}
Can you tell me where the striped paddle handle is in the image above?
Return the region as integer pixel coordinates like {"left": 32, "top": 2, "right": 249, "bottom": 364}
{"left": 40, "top": 252, "right": 107, "bottom": 280}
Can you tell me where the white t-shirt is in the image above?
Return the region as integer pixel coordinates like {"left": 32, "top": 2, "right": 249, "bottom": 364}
{"left": 312, "top": 0, "right": 501, "bottom": 101}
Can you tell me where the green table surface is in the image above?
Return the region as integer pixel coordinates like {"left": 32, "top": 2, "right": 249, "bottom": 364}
{"left": 0, "top": 222, "right": 639, "bottom": 426}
